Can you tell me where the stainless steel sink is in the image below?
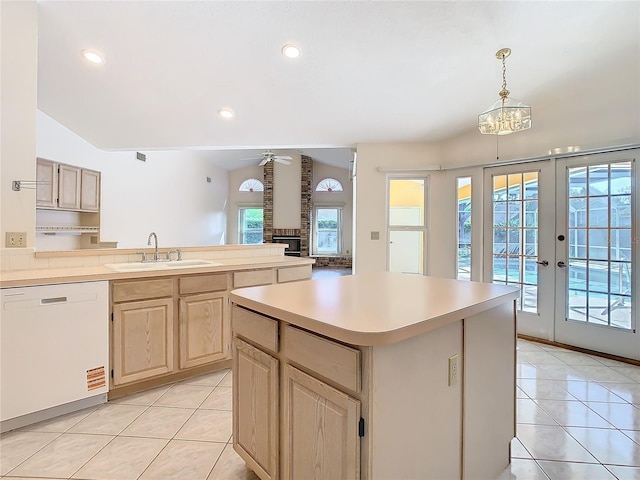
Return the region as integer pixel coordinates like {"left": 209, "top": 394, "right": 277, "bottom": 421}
{"left": 105, "top": 260, "right": 222, "bottom": 272}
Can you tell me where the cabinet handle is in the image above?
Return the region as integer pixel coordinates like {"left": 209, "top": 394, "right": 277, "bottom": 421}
{"left": 41, "top": 296, "right": 67, "bottom": 304}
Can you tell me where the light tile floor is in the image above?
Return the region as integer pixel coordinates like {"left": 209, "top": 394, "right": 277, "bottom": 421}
{"left": 0, "top": 369, "right": 257, "bottom": 480}
{"left": 2, "top": 339, "right": 640, "bottom": 479}
{"left": 499, "top": 339, "right": 640, "bottom": 480}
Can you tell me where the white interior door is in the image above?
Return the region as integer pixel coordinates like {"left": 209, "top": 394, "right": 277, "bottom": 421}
{"left": 387, "top": 178, "right": 427, "bottom": 275}
{"left": 484, "top": 163, "right": 556, "bottom": 338}
{"left": 554, "top": 151, "right": 638, "bottom": 359}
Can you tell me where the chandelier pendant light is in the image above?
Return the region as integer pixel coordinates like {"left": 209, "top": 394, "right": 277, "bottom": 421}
{"left": 478, "top": 48, "right": 531, "bottom": 135}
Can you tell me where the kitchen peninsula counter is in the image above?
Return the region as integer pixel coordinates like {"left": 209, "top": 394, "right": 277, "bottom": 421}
{"left": 230, "top": 272, "right": 519, "bottom": 480}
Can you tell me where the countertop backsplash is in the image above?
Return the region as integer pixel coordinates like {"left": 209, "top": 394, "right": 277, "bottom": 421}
{"left": 0, "top": 244, "right": 287, "bottom": 273}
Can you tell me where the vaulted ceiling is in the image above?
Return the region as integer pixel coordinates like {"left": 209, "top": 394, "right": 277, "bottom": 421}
{"left": 36, "top": 1, "right": 639, "bottom": 169}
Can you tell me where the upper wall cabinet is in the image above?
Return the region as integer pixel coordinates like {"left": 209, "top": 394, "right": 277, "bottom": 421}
{"left": 57, "top": 164, "right": 81, "bottom": 210}
{"left": 35, "top": 158, "right": 57, "bottom": 208}
{"left": 80, "top": 169, "right": 101, "bottom": 211}
{"left": 36, "top": 158, "right": 100, "bottom": 212}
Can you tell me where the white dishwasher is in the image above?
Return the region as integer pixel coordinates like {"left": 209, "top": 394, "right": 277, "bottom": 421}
{"left": 1, "top": 281, "right": 109, "bottom": 432}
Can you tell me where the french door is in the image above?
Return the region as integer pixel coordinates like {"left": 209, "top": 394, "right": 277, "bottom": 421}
{"left": 483, "top": 162, "right": 556, "bottom": 338}
{"left": 554, "top": 151, "right": 638, "bottom": 359}
{"left": 484, "top": 150, "right": 639, "bottom": 359}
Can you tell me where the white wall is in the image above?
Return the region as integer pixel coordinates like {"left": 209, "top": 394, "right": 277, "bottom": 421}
{"left": 227, "top": 165, "right": 264, "bottom": 244}
{"left": 1, "top": 1, "right": 37, "bottom": 249}
{"left": 354, "top": 143, "right": 444, "bottom": 275}
{"left": 312, "top": 162, "right": 353, "bottom": 255}
{"left": 354, "top": 46, "right": 640, "bottom": 277}
{"left": 37, "top": 111, "right": 228, "bottom": 249}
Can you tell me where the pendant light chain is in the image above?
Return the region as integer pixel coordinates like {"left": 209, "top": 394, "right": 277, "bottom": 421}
{"left": 502, "top": 55, "right": 507, "bottom": 91}
{"left": 499, "top": 52, "right": 509, "bottom": 100}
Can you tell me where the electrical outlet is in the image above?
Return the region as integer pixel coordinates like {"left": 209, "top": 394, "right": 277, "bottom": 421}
{"left": 6, "top": 232, "right": 26, "bottom": 248}
{"left": 448, "top": 354, "right": 459, "bottom": 386}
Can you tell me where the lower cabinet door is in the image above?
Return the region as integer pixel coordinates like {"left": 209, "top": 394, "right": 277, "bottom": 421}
{"left": 233, "top": 338, "right": 279, "bottom": 480}
{"left": 282, "top": 364, "right": 361, "bottom": 480}
{"left": 112, "top": 298, "right": 174, "bottom": 385}
{"left": 179, "top": 292, "right": 228, "bottom": 369}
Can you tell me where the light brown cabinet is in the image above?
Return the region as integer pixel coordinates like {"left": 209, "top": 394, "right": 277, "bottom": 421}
{"left": 232, "top": 305, "right": 361, "bottom": 480}
{"left": 179, "top": 291, "right": 227, "bottom": 369}
{"left": 111, "top": 279, "right": 175, "bottom": 387}
{"left": 36, "top": 158, "right": 57, "bottom": 208}
{"left": 36, "top": 158, "right": 100, "bottom": 212}
{"left": 80, "top": 168, "right": 100, "bottom": 211}
{"left": 57, "top": 164, "right": 81, "bottom": 209}
{"left": 112, "top": 296, "right": 174, "bottom": 386}
{"left": 110, "top": 265, "right": 311, "bottom": 398}
{"left": 282, "top": 364, "right": 360, "bottom": 480}
{"left": 178, "top": 273, "right": 230, "bottom": 369}
{"left": 36, "top": 158, "right": 101, "bottom": 243}
{"left": 233, "top": 269, "right": 275, "bottom": 288}
{"left": 233, "top": 338, "right": 279, "bottom": 480}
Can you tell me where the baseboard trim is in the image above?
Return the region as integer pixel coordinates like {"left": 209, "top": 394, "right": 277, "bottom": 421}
{"left": 518, "top": 334, "right": 640, "bottom": 367}
{"left": 1, "top": 393, "right": 107, "bottom": 433}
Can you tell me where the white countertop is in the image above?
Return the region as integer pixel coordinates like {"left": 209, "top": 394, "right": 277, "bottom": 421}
{"left": 0, "top": 256, "right": 314, "bottom": 288}
{"left": 230, "top": 272, "right": 519, "bottom": 346}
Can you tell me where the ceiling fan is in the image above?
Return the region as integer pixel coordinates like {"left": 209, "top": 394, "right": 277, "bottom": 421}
{"left": 244, "top": 150, "right": 293, "bottom": 166}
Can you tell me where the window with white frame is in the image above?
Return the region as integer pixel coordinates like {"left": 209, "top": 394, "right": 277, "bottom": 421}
{"left": 456, "top": 177, "right": 472, "bottom": 280}
{"left": 239, "top": 179, "right": 264, "bottom": 192}
{"left": 238, "top": 207, "right": 263, "bottom": 244}
{"left": 313, "top": 206, "right": 342, "bottom": 254}
{"left": 316, "top": 178, "right": 344, "bottom": 192}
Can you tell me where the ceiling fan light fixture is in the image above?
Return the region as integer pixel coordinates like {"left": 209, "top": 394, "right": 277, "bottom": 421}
{"left": 82, "top": 49, "right": 104, "bottom": 64}
{"left": 478, "top": 48, "right": 531, "bottom": 135}
{"left": 281, "top": 44, "right": 302, "bottom": 59}
{"left": 218, "top": 108, "right": 235, "bottom": 119}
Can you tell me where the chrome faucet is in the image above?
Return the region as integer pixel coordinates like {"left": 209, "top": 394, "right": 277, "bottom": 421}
{"left": 147, "top": 232, "right": 159, "bottom": 261}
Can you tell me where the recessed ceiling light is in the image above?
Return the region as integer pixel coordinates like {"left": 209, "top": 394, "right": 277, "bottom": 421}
{"left": 218, "top": 108, "right": 235, "bottom": 119}
{"left": 281, "top": 44, "right": 302, "bottom": 59}
{"left": 82, "top": 49, "right": 104, "bottom": 64}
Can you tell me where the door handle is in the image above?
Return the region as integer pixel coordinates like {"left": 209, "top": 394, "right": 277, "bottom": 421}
{"left": 536, "top": 260, "right": 549, "bottom": 266}
{"left": 557, "top": 261, "right": 567, "bottom": 268}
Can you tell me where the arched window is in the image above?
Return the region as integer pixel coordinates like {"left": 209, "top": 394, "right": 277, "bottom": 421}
{"left": 315, "top": 178, "right": 343, "bottom": 192}
{"left": 239, "top": 178, "right": 264, "bottom": 192}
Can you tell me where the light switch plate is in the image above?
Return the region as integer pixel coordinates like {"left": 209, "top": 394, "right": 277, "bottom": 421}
{"left": 371, "top": 231, "right": 380, "bottom": 240}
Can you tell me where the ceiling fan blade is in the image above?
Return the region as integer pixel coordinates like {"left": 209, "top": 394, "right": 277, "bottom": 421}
{"left": 274, "top": 158, "right": 292, "bottom": 165}
{"left": 258, "top": 158, "right": 270, "bottom": 166}
{"left": 274, "top": 155, "right": 293, "bottom": 160}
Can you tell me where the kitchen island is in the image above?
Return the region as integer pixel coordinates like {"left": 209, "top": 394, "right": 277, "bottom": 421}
{"left": 230, "top": 272, "right": 519, "bottom": 480}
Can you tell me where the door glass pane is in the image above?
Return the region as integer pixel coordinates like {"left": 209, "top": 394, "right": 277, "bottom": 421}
{"left": 588, "top": 197, "right": 609, "bottom": 227}
{"left": 456, "top": 177, "right": 471, "bottom": 281}
{"left": 508, "top": 175, "right": 521, "bottom": 200}
{"left": 389, "top": 179, "right": 424, "bottom": 226}
{"left": 589, "top": 165, "right": 609, "bottom": 195}
{"left": 525, "top": 201, "right": 538, "bottom": 227}
{"left": 525, "top": 229, "right": 538, "bottom": 256}
{"left": 493, "top": 255, "right": 507, "bottom": 283}
{"left": 491, "top": 172, "right": 540, "bottom": 313}
{"left": 565, "top": 162, "right": 633, "bottom": 330}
